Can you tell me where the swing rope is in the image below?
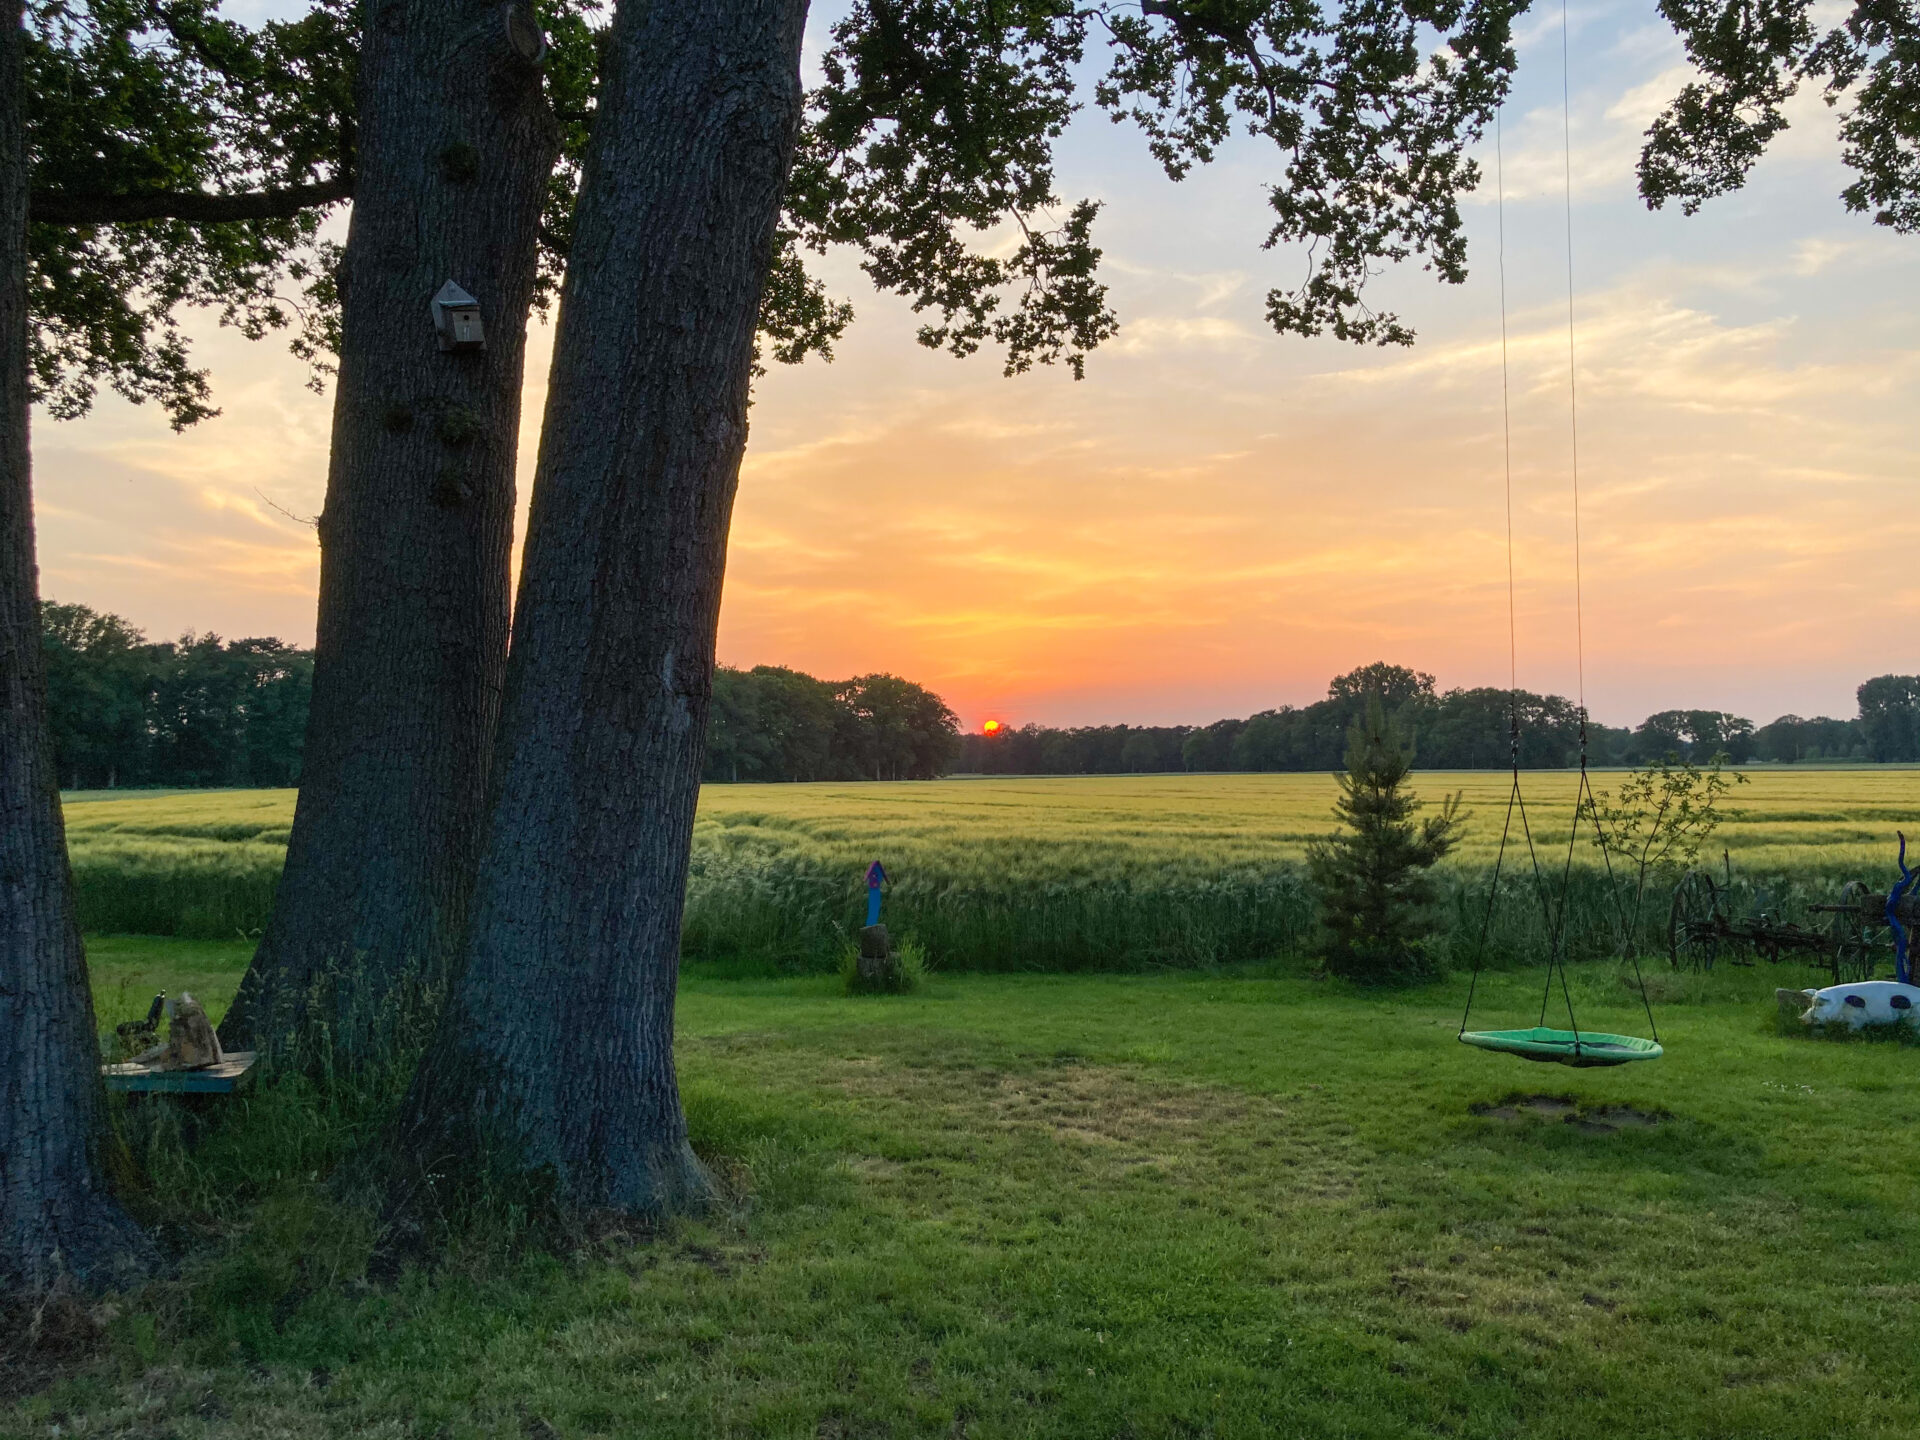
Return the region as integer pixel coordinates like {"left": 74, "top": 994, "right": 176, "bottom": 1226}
{"left": 1457, "top": 8, "right": 1660, "bottom": 1062}
{"left": 1458, "top": 109, "right": 1559, "bottom": 1040}
{"left": 1549, "top": 0, "right": 1659, "bottom": 1045}
{"left": 1541, "top": 0, "right": 1590, "bottom": 1046}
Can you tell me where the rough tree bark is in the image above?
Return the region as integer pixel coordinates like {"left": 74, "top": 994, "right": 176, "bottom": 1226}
{"left": 0, "top": 0, "right": 149, "bottom": 1291}
{"left": 391, "top": 0, "right": 809, "bottom": 1214}
{"left": 222, "top": 2, "right": 559, "bottom": 1056}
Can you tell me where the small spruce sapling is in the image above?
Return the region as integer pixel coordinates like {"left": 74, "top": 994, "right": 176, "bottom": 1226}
{"left": 1307, "top": 696, "right": 1464, "bottom": 984}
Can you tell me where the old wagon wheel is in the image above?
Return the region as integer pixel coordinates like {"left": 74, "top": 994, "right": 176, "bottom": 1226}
{"left": 1827, "top": 880, "right": 1878, "bottom": 983}
{"left": 1667, "top": 869, "right": 1721, "bottom": 972}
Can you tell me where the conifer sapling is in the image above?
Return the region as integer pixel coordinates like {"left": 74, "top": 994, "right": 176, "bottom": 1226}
{"left": 1307, "top": 695, "right": 1464, "bottom": 984}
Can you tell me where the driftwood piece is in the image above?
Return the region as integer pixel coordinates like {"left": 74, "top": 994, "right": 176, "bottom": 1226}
{"left": 128, "top": 993, "right": 224, "bottom": 1071}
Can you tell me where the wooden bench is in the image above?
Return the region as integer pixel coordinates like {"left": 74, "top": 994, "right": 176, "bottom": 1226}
{"left": 102, "top": 1052, "right": 258, "bottom": 1094}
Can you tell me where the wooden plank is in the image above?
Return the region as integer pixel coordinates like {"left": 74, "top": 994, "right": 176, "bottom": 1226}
{"left": 102, "top": 1051, "right": 258, "bottom": 1094}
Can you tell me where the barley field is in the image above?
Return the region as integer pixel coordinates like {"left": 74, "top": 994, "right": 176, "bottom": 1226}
{"left": 61, "top": 770, "right": 1920, "bottom": 972}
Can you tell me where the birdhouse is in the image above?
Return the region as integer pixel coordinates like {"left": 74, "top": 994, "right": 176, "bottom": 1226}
{"left": 501, "top": 2, "right": 549, "bottom": 63}
{"left": 432, "top": 280, "right": 485, "bottom": 352}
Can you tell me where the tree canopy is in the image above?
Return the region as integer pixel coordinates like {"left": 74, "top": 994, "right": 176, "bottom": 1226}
{"left": 23, "top": 0, "right": 1539, "bottom": 436}
{"left": 792, "top": 0, "right": 1529, "bottom": 370}
{"left": 26, "top": 0, "right": 1916, "bottom": 433}
{"left": 24, "top": 0, "right": 354, "bottom": 425}
{"left": 18, "top": 0, "right": 825, "bottom": 429}
{"left": 1642, "top": 0, "right": 1920, "bottom": 230}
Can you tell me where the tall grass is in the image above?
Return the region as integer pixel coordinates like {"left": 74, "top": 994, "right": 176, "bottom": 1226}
{"left": 682, "top": 853, "right": 1318, "bottom": 972}
{"left": 61, "top": 772, "right": 1920, "bottom": 972}
{"left": 71, "top": 838, "right": 284, "bottom": 937}
{"left": 65, "top": 789, "right": 293, "bottom": 938}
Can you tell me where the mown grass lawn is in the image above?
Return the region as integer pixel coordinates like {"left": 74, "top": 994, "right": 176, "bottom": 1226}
{"left": 15, "top": 944, "right": 1919, "bottom": 1439}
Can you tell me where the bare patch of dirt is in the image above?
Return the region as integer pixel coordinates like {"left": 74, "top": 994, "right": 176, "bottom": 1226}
{"left": 1472, "top": 1094, "right": 1664, "bottom": 1132}
{"left": 1475, "top": 1096, "right": 1576, "bottom": 1122}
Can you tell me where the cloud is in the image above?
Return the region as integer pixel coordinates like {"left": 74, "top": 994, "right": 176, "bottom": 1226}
{"left": 1112, "top": 315, "right": 1259, "bottom": 356}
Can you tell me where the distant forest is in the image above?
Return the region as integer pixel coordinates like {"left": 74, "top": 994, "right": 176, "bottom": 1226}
{"left": 41, "top": 602, "right": 961, "bottom": 788}
{"left": 704, "top": 666, "right": 960, "bottom": 782}
{"left": 961, "top": 663, "right": 1915, "bottom": 775}
{"left": 40, "top": 604, "right": 1920, "bottom": 787}
{"left": 42, "top": 603, "right": 311, "bottom": 789}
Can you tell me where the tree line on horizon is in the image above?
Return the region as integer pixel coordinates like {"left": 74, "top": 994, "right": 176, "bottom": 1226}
{"left": 45, "top": 607, "right": 1920, "bottom": 790}
{"left": 959, "top": 663, "right": 1920, "bottom": 775}
{"left": 706, "top": 665, "right": 959, "bottom": 782}
{"left": 41, "top": 601, "right": 960, "bottom": 789}
{"left": 42, "top": 602, "right": 310, "bottom": 789}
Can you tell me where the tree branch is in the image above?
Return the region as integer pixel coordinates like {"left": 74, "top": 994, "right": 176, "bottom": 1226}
{"left": 31, "top": 176, "right": 352, "bottom": 226}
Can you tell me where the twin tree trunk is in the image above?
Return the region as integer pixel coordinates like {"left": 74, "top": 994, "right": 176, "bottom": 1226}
{"left": 393, "top": 0, "right": 809, "bottom": 1213}
{"left": 0, "top": 0, "right": 148, "bottom": 1290}
{"left": 222, "top": 2, "right": 559, "bottom": 1055}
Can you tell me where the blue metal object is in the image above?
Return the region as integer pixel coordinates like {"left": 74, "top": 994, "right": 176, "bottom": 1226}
{"left": 865, "top": 860, "right": 886, "bottom": 927}
{"left": 1887, "top": 832, "right": 1914, "bottom": 985}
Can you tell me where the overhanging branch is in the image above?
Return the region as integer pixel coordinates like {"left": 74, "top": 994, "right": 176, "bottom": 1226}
{"left": 30, "top": 176, "right": 353, "bottom": 226}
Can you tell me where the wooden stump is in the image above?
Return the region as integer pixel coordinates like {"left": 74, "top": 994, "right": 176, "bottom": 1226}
{"left": 857, "top": 924, "right": 900, "bottom": 988}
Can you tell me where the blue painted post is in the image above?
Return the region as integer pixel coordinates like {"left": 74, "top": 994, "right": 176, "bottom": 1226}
{"left": 1888, "top": 832, "right": 1914, "bottom": 986}
{"left": 865, "top": 860, "right": 886, "bottom": 928}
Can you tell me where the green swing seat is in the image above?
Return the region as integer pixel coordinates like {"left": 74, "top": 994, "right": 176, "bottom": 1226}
{"left": 1459, "top": 1027, "right": 1662, "bottom": 1068}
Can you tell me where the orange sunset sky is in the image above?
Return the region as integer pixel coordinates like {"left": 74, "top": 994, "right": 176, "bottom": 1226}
{"left": 31, "top": 0, "right": 1920, "bottom": 733}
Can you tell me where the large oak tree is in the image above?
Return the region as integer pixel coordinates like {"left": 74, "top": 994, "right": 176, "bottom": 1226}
{"left": 215, "top": 1, "right": 565, "bottom": 1059}
{"left": 217, "top": 0, "right": 848, "bottom": 1060}
{"left": 390, "top": 0, "right": 1530, "bottom": 1216}
{"left": 19, "top": 1, "right": 846, "bottom": 1079}
{"left": 8, "top": 0, "right": 591, "bottom": 1282}
{"left": 4, "top": 0, "right": 360, "bottom": 1292}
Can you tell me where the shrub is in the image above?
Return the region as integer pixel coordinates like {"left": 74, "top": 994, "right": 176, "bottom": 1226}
{"left": 841, "top": 933, "right": 929, "bottom": 995}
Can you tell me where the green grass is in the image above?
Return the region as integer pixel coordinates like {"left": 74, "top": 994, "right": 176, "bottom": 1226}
{"left": 61, "top": 772, "right": 1920, "bottom": 972}
{"left": 18, "top": 940, "right": 1918, "bottom": 1439}
{"left": 84, "top": 935, "right": 254, "bottom": 1035}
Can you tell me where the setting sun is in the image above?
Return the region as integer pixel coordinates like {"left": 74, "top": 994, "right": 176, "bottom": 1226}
{"left": 982, "top": 720, "right": 1002, "bottom": 736}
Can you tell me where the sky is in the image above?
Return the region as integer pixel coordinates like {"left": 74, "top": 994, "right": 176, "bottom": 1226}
{"left": 31, "top": 0, "right": 1920, "bottom": 733}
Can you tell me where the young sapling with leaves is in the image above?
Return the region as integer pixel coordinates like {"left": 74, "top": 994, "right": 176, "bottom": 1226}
{"left": 1307, "top": 696, "right": 1465, "bottom": 985}
{"left": 1581, "top": 752, "right": 1747, "bottom": 951}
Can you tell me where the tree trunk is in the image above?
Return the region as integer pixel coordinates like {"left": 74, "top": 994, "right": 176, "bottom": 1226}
{"left": 391, "top": 0, "right": 808, "bottom": 1215}
{"left": 222, "top": 3, "right": 559, "bottom": 1058}
{"left": 0, "top": 0, "right": 149, "bottom": 1290}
